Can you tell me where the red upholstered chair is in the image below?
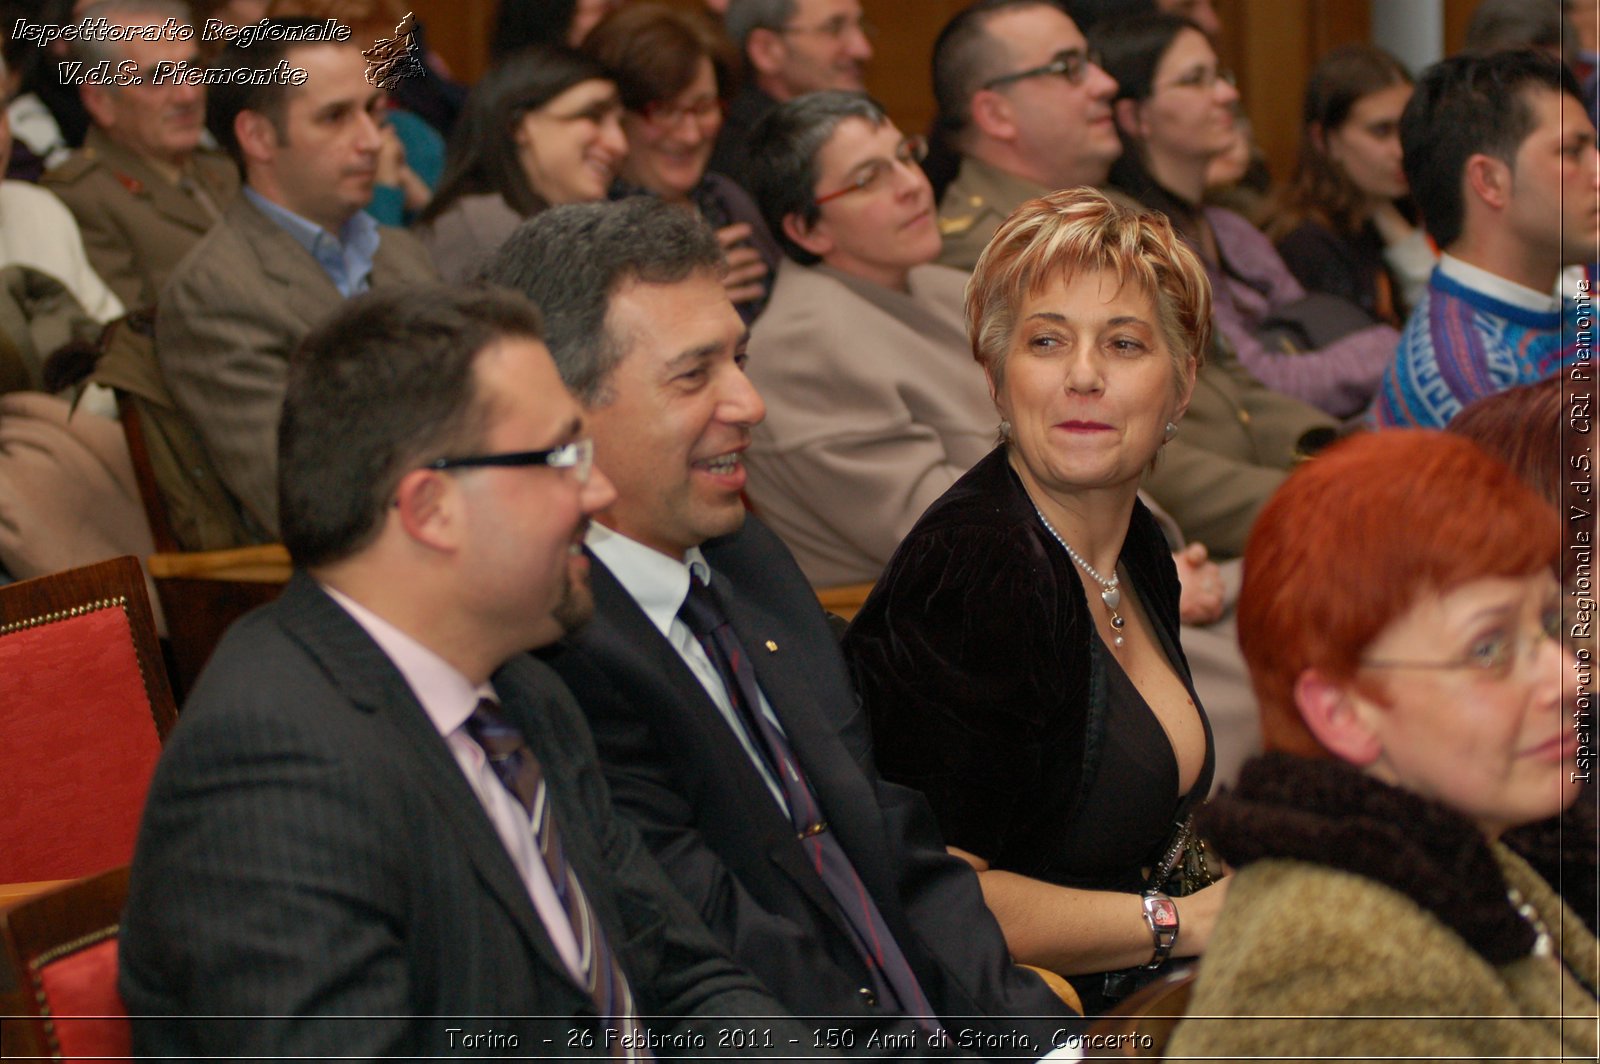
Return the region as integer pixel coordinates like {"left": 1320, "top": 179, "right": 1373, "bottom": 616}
{"left": 0, "top": 557, "right": 176, "bottom": 884}
{"left": 0, "top": 867, "right": 131, "bottom": 1061}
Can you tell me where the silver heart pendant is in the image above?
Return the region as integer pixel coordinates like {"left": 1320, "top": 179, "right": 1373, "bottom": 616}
{"left": 1101, "top": 587, "right": 1121, "bottom": 610}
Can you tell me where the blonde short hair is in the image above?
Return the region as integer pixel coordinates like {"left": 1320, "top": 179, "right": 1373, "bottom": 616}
{"left": 966, "top": 187, "right": 1211, "bottom": 393}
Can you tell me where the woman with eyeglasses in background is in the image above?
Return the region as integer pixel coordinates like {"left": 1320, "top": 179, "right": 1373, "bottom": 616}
{"left": 1267, "top": 44, "right": 1434, "bottom": 327}
{"left": 1095, "top": 13, "right": 1400, "bottom": 419}
{"left": 414, "top": 46, "right": 626, "bottom": 282}
{"left": 736, "top": 91, "right": 997, "bottom": 592}
{"left": 1166, "top": 429, "right": 1595, "bottom": 1061}
{"left": 584, "top": 2, "right": 780, "bottom": 323}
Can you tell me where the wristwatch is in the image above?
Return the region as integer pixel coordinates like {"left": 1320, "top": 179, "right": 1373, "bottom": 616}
{"left": 1139, "top": 891, "right": 1180, "bottom": 970}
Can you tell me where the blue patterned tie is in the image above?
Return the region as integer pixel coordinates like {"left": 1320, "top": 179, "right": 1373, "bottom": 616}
{"left": 466, "top": 699, "right": 653, "bottom": 1060}
{"left": 678, "top": 574, "right": 940, "bottom": 1031}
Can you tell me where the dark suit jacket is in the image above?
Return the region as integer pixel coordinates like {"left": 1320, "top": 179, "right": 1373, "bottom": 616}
{"left": 155, "top": 196, "right": 437, "bottom": 538}
{"left": 544, "top": 518, "right": 1079, "bottom": 1057}
{"left": 120, "top": 574, "right": 808, "bottom": 1058}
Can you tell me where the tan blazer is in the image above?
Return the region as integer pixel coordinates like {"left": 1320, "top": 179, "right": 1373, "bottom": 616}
{"left": 156, "top": 195, "right": 437, "bottom": 538}
{"left": 45, "top": 129, "right": 239, "bottom": 311}
{"left": 745, "top": 261, "right": 995, "bottom": 588}
{"left": 1143, "top": 334, "right": 1334, "bottom": 558}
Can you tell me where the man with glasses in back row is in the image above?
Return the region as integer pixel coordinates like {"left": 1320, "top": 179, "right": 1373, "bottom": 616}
{"left": 933, "top": 0, "right": 1120, "bottom": 271}
{"left": 713, "top": 0, "right": 874, "bottom": 193}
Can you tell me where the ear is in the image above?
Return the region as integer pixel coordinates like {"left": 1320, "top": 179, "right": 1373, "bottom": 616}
{"left": 1308, "top": 121, "right": 1328, "bottom": 158}
{"left": 984, "top": 362, "right": 1009, "bottom": 423}
{"left": 80, "top": 82, "right": 115, "bottom": 129}
{"left": 782, "top": 210, "right": 834, "bottom": 259}
{"left": 1464, "top": 152, "right": 1513, "bottom": 212}
{"left": 391, "top": 468, "right": 458, "bottom": 554}
{"left": 234, "top": 108, "right": 280, "bottom": 168}
{"left": 1293, "top": 668, "right": 1383, "bottom": 766}
{"left": 968, "top": 87, "right": 1017, "bottom": 141}
{"left": 1113, "top": 96, "right": 1144, "bottom": 141}
{"left": 744, "top": 26, "right": 788, "bottom": 81}
{"left": 1171, "top": 354, "right": 1198, "bottom": 422}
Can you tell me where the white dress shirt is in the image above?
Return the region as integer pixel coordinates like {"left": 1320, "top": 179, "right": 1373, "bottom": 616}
{"left": 586, "top": 523, "right": 792, "bottom": 809}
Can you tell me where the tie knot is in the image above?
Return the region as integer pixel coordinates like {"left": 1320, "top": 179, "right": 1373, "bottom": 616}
{"left": 677, "top": 572, "right": 726, "bottom": 640}
{"left": 465, "top": 697, "right": 525, "bottom": 764}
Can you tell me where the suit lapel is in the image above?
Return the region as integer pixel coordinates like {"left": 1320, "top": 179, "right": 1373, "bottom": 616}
{"left": 272, "top": 575, "right": 582, "bottom": 991}
{"left": 586, "top": 558, "right": 845, "bottom": 924}
{"left": 229, "top": 198, "right": 346, "bottom": 315}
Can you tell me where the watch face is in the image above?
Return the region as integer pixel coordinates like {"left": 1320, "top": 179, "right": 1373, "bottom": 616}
{"left": 1148, "top": 897, "right": 1178, "bottom": 928}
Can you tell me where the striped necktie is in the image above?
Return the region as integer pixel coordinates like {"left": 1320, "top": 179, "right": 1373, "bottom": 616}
{"left": 466, "top": 699, "right": 653, "bottom": 1060}
{"left": 678, "top": 573, "right": 940, "bottom": 1031}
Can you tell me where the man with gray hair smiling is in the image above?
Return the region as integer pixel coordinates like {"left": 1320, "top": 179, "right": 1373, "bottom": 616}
{"left": 486, "top": 197, "right": 1080, "bottom": 1051}
{"left": 44, "top": 0, "right": 239, "bottom": 310}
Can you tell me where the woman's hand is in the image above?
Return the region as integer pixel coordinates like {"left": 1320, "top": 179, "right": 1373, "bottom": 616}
{"left": 1174, "top": 542, "right": 1225, "bottom": 625}
{"left": 716, "top": 223, "right": 769, "bottom": 305}
{"left": 376, "top": 124, "right": 432, "bottom": 213}
{"left": 1172, "top": 875, "right": 1231, "bottom": 958}
{"left": 1369, "top": 200, "right": 1416, "bottom": 249}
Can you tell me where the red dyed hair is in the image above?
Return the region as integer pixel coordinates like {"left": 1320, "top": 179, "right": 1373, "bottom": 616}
{"left": 1448, "top": 376, "right": 1568, "bottom": 508}
{"left": 1237, "top": 429, "right": 1561, "bottom": 759}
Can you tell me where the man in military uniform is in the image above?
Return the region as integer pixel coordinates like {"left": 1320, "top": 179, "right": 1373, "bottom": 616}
{"left": 930, "top": 0, "right": 1120, "bottom": 271}
{"left": 44, "top": 0, "right": 238, "bottom": 311}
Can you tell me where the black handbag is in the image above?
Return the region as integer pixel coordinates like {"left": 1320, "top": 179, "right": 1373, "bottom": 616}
{"left": 1255, "top": 292, "right": 1378, "bottom": 354}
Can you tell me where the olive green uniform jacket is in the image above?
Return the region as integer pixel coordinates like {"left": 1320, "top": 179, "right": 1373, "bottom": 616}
{"left": 45, "top": 128, "right": 239, "bottom": 311}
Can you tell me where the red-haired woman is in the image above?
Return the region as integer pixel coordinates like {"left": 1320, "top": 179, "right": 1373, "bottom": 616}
{"left": 1168, "top": 430, "right": 1595, "bottom": 1060}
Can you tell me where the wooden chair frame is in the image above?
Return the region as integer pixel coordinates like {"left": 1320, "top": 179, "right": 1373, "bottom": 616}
{"left": 0, "top": 555, "right": 176, "bottom": 741}
{"left": 0, "top": 866, "right": 131, "bottom": 1060}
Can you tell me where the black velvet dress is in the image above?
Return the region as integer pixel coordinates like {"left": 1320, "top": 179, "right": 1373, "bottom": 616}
{"left": 842, "top": 446, "right": 1213, "bottom": 1012}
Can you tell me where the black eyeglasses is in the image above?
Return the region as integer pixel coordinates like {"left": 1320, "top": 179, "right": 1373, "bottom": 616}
{"left": 982, "top": 47, "right": 1102, "bottom": 91}
{"left": 424, "top": 438, "right": 593, "bottom": 483}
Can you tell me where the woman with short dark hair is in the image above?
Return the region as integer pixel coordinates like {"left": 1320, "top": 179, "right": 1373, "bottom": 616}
{"left": 1096, "top": 13, "right": 1400, "bottom": 418}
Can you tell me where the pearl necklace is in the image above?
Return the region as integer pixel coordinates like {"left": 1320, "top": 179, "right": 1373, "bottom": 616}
{"left": 1506, "top": 887, "right": 1554, "bottom": 958}
{"left": 1031, "top": 502, "right": 1127, "bottom": 647}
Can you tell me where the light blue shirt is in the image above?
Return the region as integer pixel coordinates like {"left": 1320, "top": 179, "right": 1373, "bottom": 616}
{"left": 244, "top": 187, "right": 380, "bottom": 297}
